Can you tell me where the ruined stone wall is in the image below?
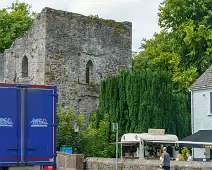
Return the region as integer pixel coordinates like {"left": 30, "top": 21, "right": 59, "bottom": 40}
{"left": 1, "top": 11, "right": 47, "bottom": 84}
{"left": 0, "top": 7, "right": 132, "bottom": 117}
{"left": 0, "top": 53, "right": 5, "bottom": 82}
{"left": 43, "top": 8, "right": 132, "bottom": 116}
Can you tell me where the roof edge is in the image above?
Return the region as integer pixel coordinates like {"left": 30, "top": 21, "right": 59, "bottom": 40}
{"left": 190, "top": 85, "right": 212, "bottom": 91}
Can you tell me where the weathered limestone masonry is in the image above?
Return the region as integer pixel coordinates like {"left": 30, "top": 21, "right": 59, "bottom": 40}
{"left": 0, "top": 11, "right": 46, "bottom": 85}
{"left": 85, "top": 158, "right": 212, "bottom": 170}
{"left": 55, "top": 154, "right": 212, "bottom": 170}
{"left": 44, "top": 8, "right": 132, "bottom": 115}
{"left": 0, "top": 7, "right": 132, "bottom": 117}
{"left": 0, "top": 53, "right": 5, "bottom": 82}
{"left": 57, "top": 153, "right": 84, "bottom": 170}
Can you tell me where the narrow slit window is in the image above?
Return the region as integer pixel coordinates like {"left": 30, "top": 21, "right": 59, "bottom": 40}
{"left": 22, "top": 56, "right": 28, "bottom": 78}
{"left": 86, "top": 60, "right": 93, "bottom": 84}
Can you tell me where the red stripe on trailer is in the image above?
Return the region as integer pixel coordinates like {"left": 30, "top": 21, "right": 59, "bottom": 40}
{"left": 26, "top": 158, "right": 50, "bottom": 161}
{"left": 28, "top": 85, "right": 54, "bottom": 89}
{"left": 0, "top": 83, "right": 17, "bottom": 87}
{"left": 0, "top": 158, "right": 18, "bottom": 160}
{"left": 0, "top": 83, "right": 55, "bottom": 89}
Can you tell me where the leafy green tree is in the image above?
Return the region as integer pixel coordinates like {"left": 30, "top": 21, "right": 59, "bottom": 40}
{"left": 134, "top": 0, "right": 212, "bottom": 92}
{"left": 58, "top": 107, "right": 116, "bottom": 158}
{"left": 159, "top": 0, "right": 212, "bottom": 30}
{"left": 0, "top": 1, "right": 36, "bottom": 53}
{"left": 57, "top": 107, "right": 87, "bottom": 153}
{"left": 159, "top": 0, "right": 212, "bottom": 75}
{"left": 83, "top": 114, "right": 116, "bottom": 158}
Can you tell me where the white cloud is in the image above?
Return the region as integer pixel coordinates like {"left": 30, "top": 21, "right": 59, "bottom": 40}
{"left": 0, "top": 0, "right": 163, "bottom": 51}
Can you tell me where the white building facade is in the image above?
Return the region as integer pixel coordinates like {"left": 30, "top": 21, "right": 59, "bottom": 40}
{"left": 190, "top": 66, "right": 212, "bottom": 160}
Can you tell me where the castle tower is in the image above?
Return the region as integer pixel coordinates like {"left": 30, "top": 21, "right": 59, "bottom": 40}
{"left": 0, "top": 7, "right": 132, "bottom": 117}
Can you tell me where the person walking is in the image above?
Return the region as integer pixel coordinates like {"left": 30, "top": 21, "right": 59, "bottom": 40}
{"left": 161, "top": 147, "right": 170, "bottom": 170}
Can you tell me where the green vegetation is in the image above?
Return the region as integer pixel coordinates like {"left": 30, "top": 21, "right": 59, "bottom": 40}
{"left": 57, "top": 108, "right": 116, "bottom": 158}
{"left": 58, "top": 70, "right": 191, "bottom": 157}
{"left": 0, "top": 1, "right": 36, "bottom": 53}
{"left": 87, "top": 14, "right": 128, "bottom": 32}
{"left": 133, "top": 0, "right": 212, "bottom": 92}
{"left": 181, "top": 147, "right": 190, "bottom": 161}
{"left": 57, "top": 0, "right": 207, "bottom": 157}
{"left": 97, "top": 70, "right": 191, "bottom": 140}
{"left": 1, "top": 0, "right": 210, "bottom": 158}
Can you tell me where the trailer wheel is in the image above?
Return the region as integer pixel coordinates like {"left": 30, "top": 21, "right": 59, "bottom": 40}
{"left": 0, "top": 167, "right": 8, "bottom": 170}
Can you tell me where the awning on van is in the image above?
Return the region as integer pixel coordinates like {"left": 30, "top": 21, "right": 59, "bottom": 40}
{"left": 121, "top": 133, "right": 178, "bottom": 144}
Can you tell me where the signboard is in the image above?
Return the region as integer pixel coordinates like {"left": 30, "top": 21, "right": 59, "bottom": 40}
{"left": 112, "top": 123, "right": 118, "bottom": 132}
{"left": 148, "top": 129, "right": 165, "bottom": 135}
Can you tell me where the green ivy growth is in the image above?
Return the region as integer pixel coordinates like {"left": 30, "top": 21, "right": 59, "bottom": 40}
{"left": 87, "top": 14, "right": 128, "bottom": 33}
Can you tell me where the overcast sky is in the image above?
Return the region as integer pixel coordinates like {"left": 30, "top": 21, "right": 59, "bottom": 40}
{"left": 1, "top": 0, "right": 163, "bottom": 52}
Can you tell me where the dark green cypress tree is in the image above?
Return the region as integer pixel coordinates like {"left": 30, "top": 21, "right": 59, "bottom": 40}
{"left": 96, "top": 70, "right": 191, "bottom": 140}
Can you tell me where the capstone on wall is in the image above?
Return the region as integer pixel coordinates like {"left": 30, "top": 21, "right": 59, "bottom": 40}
{"left": 0, "top": 7, "right": 132, "bottom": 117}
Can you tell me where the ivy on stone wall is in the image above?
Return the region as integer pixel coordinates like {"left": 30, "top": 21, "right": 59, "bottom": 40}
{"left": 97, "top": 70, "right": 191, "bottom": 140}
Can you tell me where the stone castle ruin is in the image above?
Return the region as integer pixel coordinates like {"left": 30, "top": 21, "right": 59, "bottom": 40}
{"left": 0, "top": 7, "right": 132, "bottom": 116}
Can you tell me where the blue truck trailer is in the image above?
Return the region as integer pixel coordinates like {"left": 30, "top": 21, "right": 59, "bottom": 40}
{"left": 0, "top": 83, "right": 58, "bottom": 170}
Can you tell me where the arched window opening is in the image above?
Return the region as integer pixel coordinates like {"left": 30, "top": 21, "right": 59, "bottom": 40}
{"left": 86, "top": 60, "right": 93, "bottom": 84}
{"left": 22, "top": 56, "right": 28, "bottom": 78}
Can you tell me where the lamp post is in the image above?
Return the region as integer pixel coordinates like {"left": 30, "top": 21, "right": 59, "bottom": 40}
{"left": 112, "top": 123, "right": 118, "bottom": 170}
{"left": 74, "top": 120, "right": 79, "bottom": 154}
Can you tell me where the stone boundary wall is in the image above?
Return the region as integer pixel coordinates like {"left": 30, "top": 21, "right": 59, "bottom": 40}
{"left": 85, "top": 157, "right": 212, "bottom": 170}
{"left": 57, "top": 153, "right": 84, "bottom": 170}
{"left": 55, "top": 154, "right": 212, "bottom": 170}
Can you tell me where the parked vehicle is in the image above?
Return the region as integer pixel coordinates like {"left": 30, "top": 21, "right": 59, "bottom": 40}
{"left": 0, "top": 83, "right": 58, "bottom": 170}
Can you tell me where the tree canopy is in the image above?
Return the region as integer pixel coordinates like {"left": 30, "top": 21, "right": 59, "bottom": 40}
{"left": 133, "top": 0, "right": 212, "bottom": 92}
{"left": 0, "top": 1, "right": 35, "bottom": 53}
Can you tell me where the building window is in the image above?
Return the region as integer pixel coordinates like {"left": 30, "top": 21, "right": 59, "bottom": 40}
{"left": 86, "top": 60, "right": 93, "bottom": 84}
{"left": 22, "top": 56, "right": 28, "bottom": 78}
